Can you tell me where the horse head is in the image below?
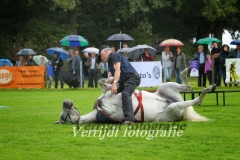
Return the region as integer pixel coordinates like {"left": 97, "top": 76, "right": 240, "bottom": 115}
{"left": 54, "top": 99, "right": 81, "bottom": 124}
{"left": 98, "top": 77, "right": 114, "bottom": 95}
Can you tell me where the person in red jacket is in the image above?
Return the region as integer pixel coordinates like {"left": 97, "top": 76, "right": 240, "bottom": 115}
{"left": 138, "top": 48, "right": 154, "bottom": 61}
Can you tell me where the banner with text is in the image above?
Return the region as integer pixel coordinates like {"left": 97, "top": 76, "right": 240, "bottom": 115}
{"left": 0, "top": 66, "right": 45, "bottom": 88}
{"left": 130, "top": 61, "right": 162, "bottom": 87}
{"left": 225, "top": 59, "right": 240, "bottom": 84}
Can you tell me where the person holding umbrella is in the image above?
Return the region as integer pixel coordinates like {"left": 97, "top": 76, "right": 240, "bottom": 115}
{"left": 15, "top": 55, "right": 25, "bottom": 66}
{"left": 162, "top": 46, "right": 173, "bottom": 82}
{"left": 52, "top": 52, "right": 64, "bottom": 89}
{"left": 25, "top": 54, "right": 35, "bottom": 66}
{"left": 228, "top": 44, "right": 240, "bottom": 58}
{"left": 67, "top": 49, "right": 74, "bottom": 88}
{"left": 99, "top": 45, "right": 141, "bottom": 124}
{"left": 138, "top": 48, "right": 154, "bottom": 61}
{"left": 88, "top": 52, "right": 99, "bottom": 88}
{"left": 211, "top": 41, "right": 222, "bottom": 86}
{"left": 173, "top": 46, "right": 186, "bottom": 84}
{"left": 72, "top": 50, "right": 81, "bottom": 88}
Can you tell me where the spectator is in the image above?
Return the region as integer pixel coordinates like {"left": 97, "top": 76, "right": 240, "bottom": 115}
{"left": 98, "top": 61, "right": 108, "bottom": 78}
{"left": 47, "top": 60, "right": 54, "bottom": 89}
{"left": 52, "top": 52, "right": 64, "bottom": 89}
{"left": 211, "top": 41, "right": 222, "bottom": 86}
{"left": 123, "top": 43, "right": 128, "bottom": 48}
{"left": 204, "top": 53, "right": 212, "bottom": 85}
{"left": 173, "top": 46, "right": 186, "bottom": 84}
{"left": 72, "top": 50, "right": 81, "bottom": 88}
{"left": 88, "top": 52, "right": 99, "bottom": 88}
{"left": 123, "top": 52, "right": 133, "bottom": 62}
{"left": 15, "top": 55, "right": 25, "bottom": 66}
{"left": 228, "top": 44, "right": 240, "bottom": 58}
{"left": 3, "top": 61, "right": 9, "bottom": 67}
{"left": 39, "top": 57, "right": 48, "bottom": 88}
{"left": 82, "top": 52, "right": 91, "bottom": 88}
{"left": 138, "top": 48, "right": 154, "bottom": 61}
{"left": 193, "top": 45, "right": 207, "bottom": 87}
{"left": 111, "top": 46, "right": 116, "bottom": 52}
{"left": 26, "top": 54, "right": 35, "bottom": 66}
{"left": 220, "top": 44, "right": 230, "bottom": 86}
{"left": 67, "top": 49, "right": 74, "bottom": 88}
{"left": 162, "top": 46, "right": 173, "bottom": 82}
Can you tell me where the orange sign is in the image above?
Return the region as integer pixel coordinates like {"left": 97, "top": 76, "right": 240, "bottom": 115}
{"left": 0, "top": 66, "right": 45, "bottom": 88}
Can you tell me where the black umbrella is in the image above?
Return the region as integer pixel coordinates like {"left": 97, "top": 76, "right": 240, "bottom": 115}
{"left": 106, "top": 33, "right": 134, "bottom": 42}
{"left": 61, "top": 71, "right": 79, "bottom": 87}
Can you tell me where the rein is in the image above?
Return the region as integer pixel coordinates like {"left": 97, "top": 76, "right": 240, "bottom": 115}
{"left": 60, "top": 106, "right": 80, "bottom": 124}
{"left": 134, "top": 91, "right": 144, "bottom": 122}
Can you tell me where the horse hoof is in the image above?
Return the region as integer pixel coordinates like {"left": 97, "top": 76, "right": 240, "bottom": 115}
{"left": 211, "top": 84, "right": 217, "bottom": 92}
{"left": 54, "top": 121, "right": 61, "bottom": 124}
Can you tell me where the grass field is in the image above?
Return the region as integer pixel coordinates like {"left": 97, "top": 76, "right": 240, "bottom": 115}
{"left": 0, "top": 79, "right": 240, "bottom": 160}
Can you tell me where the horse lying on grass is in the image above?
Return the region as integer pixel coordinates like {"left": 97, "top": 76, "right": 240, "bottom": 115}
{"left": 55, "top": 67, "right": 216, "bottom": 124}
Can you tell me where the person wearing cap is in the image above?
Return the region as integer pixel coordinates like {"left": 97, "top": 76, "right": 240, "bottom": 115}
{"left": 211, "top": 41, "right": 222, "bottom": 86}
{"left": 99, "top": 45, "right": 141, "bottom": 124}
{"left": 52, "top": 52, "right": 64, "bottom": 89}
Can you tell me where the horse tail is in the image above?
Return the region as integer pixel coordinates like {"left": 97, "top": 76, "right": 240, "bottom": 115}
{"left": 183, "top": 106, "right": 209, "bottom": 122}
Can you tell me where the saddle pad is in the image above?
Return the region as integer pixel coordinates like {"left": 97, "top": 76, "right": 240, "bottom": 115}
{"left": 96, "top": 110, "right": 125, "bottom": 124}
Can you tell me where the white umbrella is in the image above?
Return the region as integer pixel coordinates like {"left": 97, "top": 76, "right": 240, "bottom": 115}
{"left": 117, "top": 47, "right": 131, "bottom": 53}
{"left": 82, "top": 47, "right": 99, "bottom": 54}
{"left": 128, "top": 44, "right": 156, "bottom": 60}
{"left": 33, "top": 55, "right": 49, "bottom": 65}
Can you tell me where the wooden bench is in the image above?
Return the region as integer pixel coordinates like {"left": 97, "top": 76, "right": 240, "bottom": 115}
{"left": 180, "top": 90, "right": 240, "bottom": 106}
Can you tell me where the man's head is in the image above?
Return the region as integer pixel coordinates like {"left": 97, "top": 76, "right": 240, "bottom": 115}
{"left": 111, "top": 46, "right": 115, "bottom": 52}
{"left": 53, "top": 52, "right": 59, "bottom": 59}
{"left": 19, "top": 55, "right": 24, "bottom": 60}
{"left": 123, "top": 43, "right": 128, "bottom": 48}
{"left": 198, "top": 45, "right": 204, "bottom": 53}
{"left": 69, "top": 49, "right": 73, "bottom": 56}
{"left": 99, "top": 45, "right": 112, "bottom": 62}
{"left": 74, "top": 50, "right": 79, "bottom": 57}
{"left": 83, "top": 52, "right": 89, "bottom": 58}
{"left": 212, "top": 41, "right": 218, "bottom": 48}
{"left": 144, "top": 48, "right": 149, "bottom": 54}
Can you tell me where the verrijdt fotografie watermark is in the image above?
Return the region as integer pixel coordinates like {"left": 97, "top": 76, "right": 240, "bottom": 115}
{"left": 73, "top": 122, "right": 187, "bottom": 140}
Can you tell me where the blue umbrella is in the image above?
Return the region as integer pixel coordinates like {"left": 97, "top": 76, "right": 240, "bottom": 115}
{"left": 0, "top": 59, "right": 12, "bottom": 66}
{"left": 230, "top": 40, "right": 240, "bottom": 45}
{"left": 17, "top": 48, "right": 37, "bottom": 55}
{"left": 46, "top": 47, "right": 69, "bottom": 61}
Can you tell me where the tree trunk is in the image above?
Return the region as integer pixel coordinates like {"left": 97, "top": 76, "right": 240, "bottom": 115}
{"left": 213, "top": 21, "right": 224, "bottom": 47}
{"left": 134, "top": 10, "right": 140, "bottom": 28}
{"left": 69, "top": 6, "right": 79, "bottom": 34}
{"left": 196, "top": 20, "right": 211, "bottom": 53}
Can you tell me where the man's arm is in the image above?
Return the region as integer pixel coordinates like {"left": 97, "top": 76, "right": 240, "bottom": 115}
{"left": 111, "top": 62, "right": 121, "bottom": 93}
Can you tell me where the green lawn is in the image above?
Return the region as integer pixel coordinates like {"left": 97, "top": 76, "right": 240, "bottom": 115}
{"left": 0, "top": 80, "right": 240, "bottom": 160}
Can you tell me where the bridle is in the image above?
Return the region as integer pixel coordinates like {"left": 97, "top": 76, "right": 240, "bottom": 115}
{"left": 60, "top": 106, "right": 80, "bottom": 124}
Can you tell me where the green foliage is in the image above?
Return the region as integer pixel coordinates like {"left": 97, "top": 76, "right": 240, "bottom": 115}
{"left": 202, "top": 0, "right": 238, "bottom": 21}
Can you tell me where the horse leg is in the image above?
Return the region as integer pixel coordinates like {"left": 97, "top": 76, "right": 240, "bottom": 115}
{"left": 78, "top": 109, "right": 98, "bottom": 123}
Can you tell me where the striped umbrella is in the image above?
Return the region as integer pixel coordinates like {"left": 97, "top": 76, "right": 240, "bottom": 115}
{"left": 59, "top": 35, "right": 89, "bottom": 47}
{"left": 159, "top": 39, "right": 184, "bottom": 46}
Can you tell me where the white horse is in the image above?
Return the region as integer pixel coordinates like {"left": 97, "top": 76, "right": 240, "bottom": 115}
{"left": 55, "top": 67, "right": 216, "bottom": 124}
